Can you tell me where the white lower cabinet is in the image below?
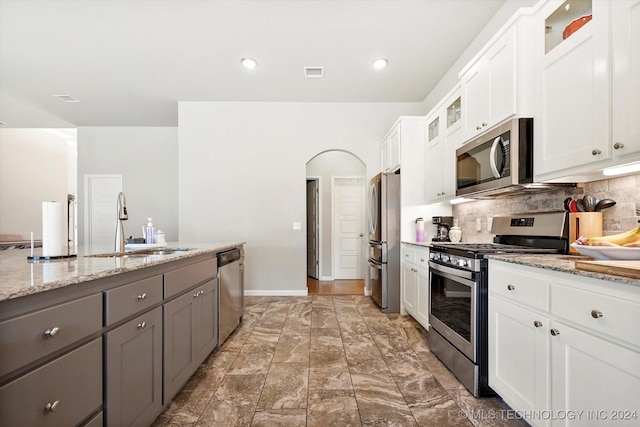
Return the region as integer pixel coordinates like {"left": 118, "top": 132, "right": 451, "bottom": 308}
{"left": 489, "top": 260, "right": 640, "bottom": 427}
{"left": 401, "top": 244, "right": 429, "bottom": 330}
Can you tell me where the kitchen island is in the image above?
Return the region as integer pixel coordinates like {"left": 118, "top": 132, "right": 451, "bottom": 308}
{"left": 0, "top": 242, "right": 244, "bottom": 427}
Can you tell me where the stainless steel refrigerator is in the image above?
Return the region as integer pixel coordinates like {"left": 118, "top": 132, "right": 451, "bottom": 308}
{"left": 367, "top": 172, "right": 400, "bottom": 313}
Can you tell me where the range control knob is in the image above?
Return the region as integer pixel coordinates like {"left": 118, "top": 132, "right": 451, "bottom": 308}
{"left": 458, "top": 259, "right": 467, "bottom": 267}
{"left": 441, "top": 255, "right": 450, "bottom": 262}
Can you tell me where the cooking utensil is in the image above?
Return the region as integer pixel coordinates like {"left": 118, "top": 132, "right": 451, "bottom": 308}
{"left": 563, "top": 197, "right": 572, "bottom": 212}
{"left": 595, "top": 199, "right": 616, "bottom": 212}
{"left": 583, "top": 195, "right": 596, "bottom": 212}
{"left": 575, "top": 199, "right": 586, "bottom": 212}
{"left": 568, "top": 199, "right": 578, "bottom": 213}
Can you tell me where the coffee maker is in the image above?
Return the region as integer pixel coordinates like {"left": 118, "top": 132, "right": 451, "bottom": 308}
{"left": 432, "top": 216, "right": 454, "bottom": 242}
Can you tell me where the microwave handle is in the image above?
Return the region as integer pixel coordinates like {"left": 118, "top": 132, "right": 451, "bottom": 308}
{"left": 489, "top": 136, "right": 503, "bottom": 178}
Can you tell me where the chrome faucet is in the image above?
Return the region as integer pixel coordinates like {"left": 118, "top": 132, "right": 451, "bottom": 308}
{"left": 115, "top": 192, "right": 128, "bottom": 252}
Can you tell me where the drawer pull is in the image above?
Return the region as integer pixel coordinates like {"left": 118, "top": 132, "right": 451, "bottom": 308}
{"left": 420, "top": 258, "right": 425, "bottom": 262}
{"left": 44, "top": 327, "right": 61, "bottom": 338}
{"left": 533, "top": 320, "right": 543, "bottom": 328}
{"left": 591, "top": 310, "right": 603, "bottom": 319}
{"left": 507, "top": 284, "right": 515, "bottom": 291}
{"left": 137, "top": 322, "right": 146, "bottom": 329}
{"left": 550, "top": 328, "right": 560, "bottom": 336}
{"left": 45, "top": 400, "right": 61, "bottom": 412}
{"left": 137, "top": 293, "right": 147, "bottom": 301}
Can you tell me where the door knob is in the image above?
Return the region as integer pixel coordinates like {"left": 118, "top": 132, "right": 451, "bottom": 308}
{"left": 359, "top": 233, "right": 364, "bottom": 237}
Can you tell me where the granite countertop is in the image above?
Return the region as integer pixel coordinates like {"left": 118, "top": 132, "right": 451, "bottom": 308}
{"left": 486, "top": 254, "right": 640, "bottom": 287}
{"left": 0, "top": 242, "right": 245, "bottom": 302}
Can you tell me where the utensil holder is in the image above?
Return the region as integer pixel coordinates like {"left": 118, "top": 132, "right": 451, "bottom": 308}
{"left": 569, "top": 212, "right": 603, "bottom": 254}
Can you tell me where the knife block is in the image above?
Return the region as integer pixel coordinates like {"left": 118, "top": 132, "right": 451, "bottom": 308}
{"left": 569, "top": 212, "right": 603, "bottom": 254}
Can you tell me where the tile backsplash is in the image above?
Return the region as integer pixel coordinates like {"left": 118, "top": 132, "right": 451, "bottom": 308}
{"left": 452, "top": 173, "right": 640, "bottom": 243}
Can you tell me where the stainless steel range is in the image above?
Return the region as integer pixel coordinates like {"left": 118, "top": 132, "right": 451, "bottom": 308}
{"left": 428, "top": 211, "right": 569, "bottom": 397}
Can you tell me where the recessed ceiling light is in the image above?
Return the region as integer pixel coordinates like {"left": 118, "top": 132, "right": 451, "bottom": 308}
{"left": 241, "top": 58, "right": 257, "bottom": 69}
{"left": 53, "top": 94, "right": 80, "bottom": 103}
{"left": 372, "top": 58, "right": 388, "bottom": 70}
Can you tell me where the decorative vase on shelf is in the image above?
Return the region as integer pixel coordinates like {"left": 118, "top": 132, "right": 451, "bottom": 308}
{"left": 449, "top": 219, "right": 462, "bottom": 243}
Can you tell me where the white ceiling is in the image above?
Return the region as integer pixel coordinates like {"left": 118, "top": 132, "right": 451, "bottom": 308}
{"left": 0, "top": 0, "right": 506, "bottom": 127}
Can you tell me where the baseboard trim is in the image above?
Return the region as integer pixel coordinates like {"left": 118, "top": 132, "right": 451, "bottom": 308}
{"left": 244, "top": 290, "right": 309, "bottom": 297}
{"left": 320, "top": 276, "right": 334, "bottom": 281}
{"left": 364, "top": 288, "right": 372, "bottom": 296}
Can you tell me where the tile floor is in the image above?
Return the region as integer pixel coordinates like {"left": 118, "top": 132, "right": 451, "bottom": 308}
{"left": 152, "top": 295, "right": 525, "bottom": 427}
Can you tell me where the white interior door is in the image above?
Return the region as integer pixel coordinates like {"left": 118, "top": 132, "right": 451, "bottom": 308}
{"left": 333, "top": 177, "right": 364, "bottom": 280}
{"left": 306, "top": 179, "right": 319, "bottom": 279}
{"left": 84, "top": 174, "right": 122, "bottom": 252}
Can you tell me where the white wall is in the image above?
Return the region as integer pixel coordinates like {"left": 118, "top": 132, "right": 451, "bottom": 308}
{"left": 0, "top": 128, "right": 75, "bottom": 241}
{"left": 77, "top": 127, "right": 179, "bottom": 244}
{"left": 178, "top": 101, "right": 423, "bottom": 295}
{"left": 306, "top": 150, "right": 366, "bottom": 279}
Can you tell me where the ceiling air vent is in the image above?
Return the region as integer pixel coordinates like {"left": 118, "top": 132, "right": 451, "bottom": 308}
{"left": 304, "top": 66, "right": 324, "bottom": 78}
{"left": 53, "top": 94, "right": 81, "bottom": 103}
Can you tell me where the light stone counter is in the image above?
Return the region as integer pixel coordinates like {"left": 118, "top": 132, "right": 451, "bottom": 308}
{"left": 0, "top": 242, "right": 244, "bottom": 302}
{"left": 486, "top": 254, "right": 640, "bottom": 287}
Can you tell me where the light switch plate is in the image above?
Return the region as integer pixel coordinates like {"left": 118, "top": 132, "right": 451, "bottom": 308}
{"left": 293, "top": 222, "right": 302, "bottom": 230}
{"left": 476, "top": 218, "right": 482, "bottom": 232}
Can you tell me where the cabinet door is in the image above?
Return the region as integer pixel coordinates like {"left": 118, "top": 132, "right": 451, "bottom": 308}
{"left": 461, "top": 60, "right": 484, "bottom": 140}
{"left": 401, "top": 262, "right": 417, "bottom": 316}
{"left": 105, "top": 307, "right": 162, "bottom": 427}
{"left": 416, "top": 267, "right": 430, "bottom": 328}
{"left": 163, "top": 291, "right": 197, "bottom": 403}
{"left": 489, "top": 297, "right": 549, "bottom": 427}
{"left": 381, "top": 138, "right": 390, "bottom": 172}
{"left": 550, "top": 321, "right": 640, "bottom": 426}
{"left": 612, "top": 0, "right": 640, "bottom": 159}
{"left": 537, "top": 0, "right": 611, "bottom": 177}
{"left": 425, "top": 135, "right": 443, "bottom": 202}
{"left": 388, "top": 126, "right": 401, "bottom": 172}
{"left": 195, "top": 279, "right": 218, "bottom": 366}
{"left": 485, "top": 26, "right": 517, "bottom": 128}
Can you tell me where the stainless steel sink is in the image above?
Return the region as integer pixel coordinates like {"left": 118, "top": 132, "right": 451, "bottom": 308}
{"left": 86, "top": 248, "right": 195, "bottom": 258}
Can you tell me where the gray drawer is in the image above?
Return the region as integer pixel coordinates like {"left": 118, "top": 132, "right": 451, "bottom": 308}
{"left": 104, "top": 275, "right": 162, "bottom": 325}
{"left": 83, "top": 411, "right": 103, "bottom": 427}
{"left": 164, "top": 258, "right": 217, "bottom": 299}
{"left": 0, "top": 293, "right": 102, "bottom": 378}
{"left": 0, "top": 338, "right": 102, "bottom": 427}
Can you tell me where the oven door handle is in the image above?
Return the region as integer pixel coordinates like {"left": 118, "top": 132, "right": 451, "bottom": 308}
{"left": 368, "top": 259, "right": 383, "bottom": 270}
{"left": 429, "top": 261, "right": 475, "bottom": 283}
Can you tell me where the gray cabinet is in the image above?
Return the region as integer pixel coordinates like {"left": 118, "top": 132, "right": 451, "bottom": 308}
{"left": 105, "top": 307, "right": 162, "bottom": 427}
{"left": 163, "top": 279, "right": 217, "bottom": 403}
{"left": 0, "top": 338, "right": 102, "bottom": 427}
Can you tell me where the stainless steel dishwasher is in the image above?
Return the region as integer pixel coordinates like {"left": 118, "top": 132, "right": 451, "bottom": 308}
{"left": 217, "top": 248, "right": 244, "bottom": 345}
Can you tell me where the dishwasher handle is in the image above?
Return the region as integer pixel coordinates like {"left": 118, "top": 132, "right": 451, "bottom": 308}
{"left": 218, "top": 248, "right": 242, "bottom": 267}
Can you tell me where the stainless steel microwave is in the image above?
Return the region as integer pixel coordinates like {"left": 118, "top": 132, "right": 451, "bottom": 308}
{"left": 455, "top": 118, "right": 534, "bottom": 198}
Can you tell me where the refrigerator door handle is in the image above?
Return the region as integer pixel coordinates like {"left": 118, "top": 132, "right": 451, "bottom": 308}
{"left": 368, "top": 259, "right": 383, "bottom": 269}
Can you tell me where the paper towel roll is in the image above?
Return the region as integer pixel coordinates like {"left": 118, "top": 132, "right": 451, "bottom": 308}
{"left": 42, "top": 201, "right": 65, "bottom": 256}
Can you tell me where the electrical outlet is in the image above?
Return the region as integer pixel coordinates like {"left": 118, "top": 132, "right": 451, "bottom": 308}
{"left": 293, "top": 222, "right": 302, "bottom": 230}
{"left": 476, "top": 218, "right": 482, "bottom": 232}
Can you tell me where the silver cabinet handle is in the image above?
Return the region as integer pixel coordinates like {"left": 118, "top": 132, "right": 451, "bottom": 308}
{"left": 550, "top": 328, "right": 560, "bottom": 336}
{"left": 44, "top": 327, "right": 61, "bottom": 338}
{"left": 193, "top": 290, "right": 205, "bottom": 298}
{"left": 591, "top": 310, "right": 603, "bottom": 319}
{"left": 507, "top": 284, "right": 515, "bottom": 291}
{"left": 476, "top": 125, "right": 482, "bottom": 130}
{"left": 592, "top": 149, "right": 602, "bottom": 155}
{"left": 45, "top": 400, "right": 61, "bottom": 412}
{"left": 420, "top": 258, "right": 425, "bottom": 262}
{"left": 137, "top": 293, "right": 147, "bottom": 301}
{"left": 614, "top": 142, "right": 624, "bottom": 150}
{"left": 534, "top": 320, "right": 543, "bottom": 328}
{"left": 137, "top": 322, "right": 146, "bottom": 329}
{"left": 482, "top": 122, "right": 487, "bottom": 127}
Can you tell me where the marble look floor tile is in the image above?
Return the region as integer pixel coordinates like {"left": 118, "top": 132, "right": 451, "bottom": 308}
{"left": 354, "top": 388, "right": 418, "bottom": 427}
{"left": 410, "top": 399, "right": 474, "bottom": 427}
{"left": 400, "top": 327, "right": 432, "bottom": 358}
{"left": 343, "top": 340, "right": 383, "bottom": 365}
{"left": 250, "top": 409, "right": 307, "bottom": 427}
{"left": 307, "top": 390, "right": 361, "bottom": 427}
{"left": 310, "top": 326, "right": 341, "bottom": 338}
{"left": 272, "top": 335, "right": 310, "bottom": 363}
{"left": 310, "top": 313, "right": 339, "bottom": 329}
{"left": 395, "top": 373, "right": 450, "bottom": 406}
{"left": 422, "top": 352, "right": 467, "bottom": 391}
{"left": 195, "top": 374, "right": 265, "bottom": 427}
{"left": 308, "top": 367, "right": 352, "bottom": 390}
{"left": 257, "top": 362, "right": 309, "bottom": 410}
{"left": 384, "top": 358, "right": 432, "bottom": 380}
{"left": 447, "top": 388, "right": 527, "bottom": 427}
{"left": 387, "top": 314, "right": 422, "bottom": 328}
{"left": 221, "top": 328, "right": 251, "bottom": 351}
{"left": 240, "top": 341, "right": 278, "bottom": 355}
{"left": 287, "top": 302, "right": 312, "bottom": 318}
{"left": 309, "top": 350, "right": 348, "bottom": 370}
{"left": 339, "top": 321, "right": 372, "bottom": 339}
{"left": 310, "top": 334, "right": 343, "bottom": 352}
{"left": 281, "top": 318, "right": 311, "bottom": 336}
{"left": 227, "top": 351, "right": 273, "bottom": 375}
{"left": 361, "top": 317, "right": 398, "bottom": 335}
{"left": 244, "top": 327, "right": 281, "bottom": 344}
{"left": 347, "top": 355, "right": 390, "bottom": 376}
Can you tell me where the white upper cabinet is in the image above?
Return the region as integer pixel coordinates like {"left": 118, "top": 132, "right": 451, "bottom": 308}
{"left": 611, "top": 0, "right": 640, "bottom": 162}
{"left": 425, "top": 86, "right": 463, "bottom": 203}
{"left": 381, "top": 124, "right": 401, "bottom": 173}
{"left": 535, "top": 0, "right": 611, "bottom": 179}
{"left": 461, "top": 26, "right": 518, "bottom": 141}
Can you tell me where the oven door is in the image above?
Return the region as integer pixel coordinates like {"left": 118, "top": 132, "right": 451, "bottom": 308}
{"left": 428, "top": 261, "right": 477, "bottom": 362}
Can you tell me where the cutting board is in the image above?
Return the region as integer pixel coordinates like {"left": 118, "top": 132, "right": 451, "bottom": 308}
{"left": 575, "top": 260, "right": 640, "bottom": 279}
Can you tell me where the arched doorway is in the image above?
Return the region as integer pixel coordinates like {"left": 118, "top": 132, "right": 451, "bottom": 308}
{"left": 306, "top": 150, "right": 366, "bottom": 295}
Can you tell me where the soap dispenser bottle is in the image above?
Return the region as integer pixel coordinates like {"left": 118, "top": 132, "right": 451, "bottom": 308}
{"left": 145, "top": 218, "right": 155, "bottom": 244}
